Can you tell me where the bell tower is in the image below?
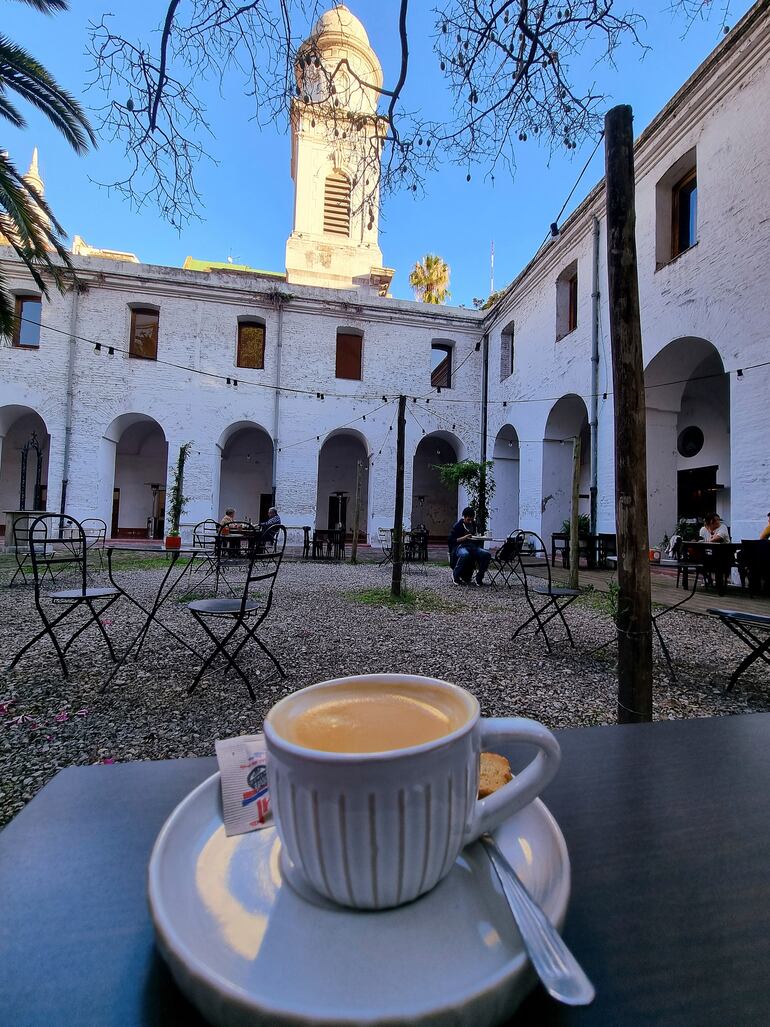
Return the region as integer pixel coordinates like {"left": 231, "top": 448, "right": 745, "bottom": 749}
{"left": 285, "top": 5, "right": 394, "bottom": 295}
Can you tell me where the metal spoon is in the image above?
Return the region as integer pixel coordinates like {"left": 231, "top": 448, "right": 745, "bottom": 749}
{"left": 479, "top": 833, "right": 595, "bottom": 1007}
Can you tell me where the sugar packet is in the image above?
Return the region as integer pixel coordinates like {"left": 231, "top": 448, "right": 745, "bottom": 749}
{"left": 215, "top": 733, "right": 273, "bottom": 836}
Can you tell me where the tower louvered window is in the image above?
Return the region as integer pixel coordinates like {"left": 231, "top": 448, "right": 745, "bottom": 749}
{"left": 324, "top": 173, "right": 351, "bottom": 237}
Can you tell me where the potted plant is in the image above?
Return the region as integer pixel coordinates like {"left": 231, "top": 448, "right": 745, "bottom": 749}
{"left": 165, "top": 442, "right": 192, "bottom": 549}
{"left": 433, "top": 459, "right": 496, "bottom": 532}
{"left": 560, "top": 514, "right": 590, "bottom": 536}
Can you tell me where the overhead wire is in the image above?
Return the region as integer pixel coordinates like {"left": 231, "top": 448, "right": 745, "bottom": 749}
{"left": 12, "top": 312, "right": 766, "bottom": 414}
{"left": 276, "top": 399, "right": 393, "bottom": 454}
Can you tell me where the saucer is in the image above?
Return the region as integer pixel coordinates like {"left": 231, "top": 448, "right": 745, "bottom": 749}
{"left": 149, "top": 772, "right": 571, "bottom": 1026}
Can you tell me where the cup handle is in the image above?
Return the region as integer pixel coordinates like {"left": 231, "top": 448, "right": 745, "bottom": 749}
{"left": 463, "top": 717, "right": 561, "bottom": 845}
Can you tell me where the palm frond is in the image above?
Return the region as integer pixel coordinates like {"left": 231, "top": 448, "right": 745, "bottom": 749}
{"left": 6, "top": 0, "right": 68, "bottom": 13}
{"left": 0, "top": 36, "right": 95, "bottom": 152}
{"left": 0, "top": 153, "right": 75, "bottom": 341}
{"left": 0, "top": 90, "right": 26, "bottom": 127}
{"left": 0, "top": 264, "right": 15, "bottom": 340}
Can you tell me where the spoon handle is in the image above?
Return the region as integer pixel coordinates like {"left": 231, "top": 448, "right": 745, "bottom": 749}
{"left": 480, "top": 833, "right": 595, "bottom": 1007}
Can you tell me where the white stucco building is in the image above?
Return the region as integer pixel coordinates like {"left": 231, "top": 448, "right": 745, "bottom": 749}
{"left": 1, "top": 2, "right": 769, "bottom": 547}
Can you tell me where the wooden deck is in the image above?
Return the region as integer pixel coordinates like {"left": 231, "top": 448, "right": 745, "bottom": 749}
{"left": 542, "top": 562, "right": 770, "bottom": 618}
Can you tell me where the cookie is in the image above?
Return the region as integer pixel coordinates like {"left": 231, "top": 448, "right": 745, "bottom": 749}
{"left": 478, "top": 752, "right": 513, "bottom": 798}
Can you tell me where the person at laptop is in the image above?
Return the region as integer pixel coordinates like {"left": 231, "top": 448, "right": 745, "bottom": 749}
{"left": 448, "top": 507, "right": 491, "bottom": 586}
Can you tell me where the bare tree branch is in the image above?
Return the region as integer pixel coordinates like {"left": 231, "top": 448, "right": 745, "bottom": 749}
{"left": 85, "top": 0, "right": 733, "bottom": 231}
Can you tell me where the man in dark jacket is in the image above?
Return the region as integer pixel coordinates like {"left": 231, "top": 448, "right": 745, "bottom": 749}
{"left": 448, "top": 507, "right": 491, "bottom": 585}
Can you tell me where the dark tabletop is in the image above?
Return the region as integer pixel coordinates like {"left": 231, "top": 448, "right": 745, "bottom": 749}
{"left": 2, "top": 714, "right": 770, "bottom": 1026}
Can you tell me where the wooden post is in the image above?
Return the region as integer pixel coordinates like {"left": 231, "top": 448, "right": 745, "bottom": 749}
{"left": 391, "top": 395, "right": 407, "bottom": 597}
{"left": 605, "top": 104, "right": 653, "bottom": 724}
{"left": 569, "top": 434, "right": 581, "bottom": 591}
{"left": 350, "top": 459, "right": 362, "bottom": 564}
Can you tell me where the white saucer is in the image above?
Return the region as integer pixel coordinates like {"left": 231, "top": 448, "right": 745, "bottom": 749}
{"left": 149, "top": 772, "right": 571, "bottom": 1027}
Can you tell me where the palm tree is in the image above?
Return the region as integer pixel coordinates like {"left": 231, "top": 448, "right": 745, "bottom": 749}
{"left": 409, "top": 254, "right": 451, "bottom": 305}
{"left": 0, "top": 0, "right": 95, "bottom": 339}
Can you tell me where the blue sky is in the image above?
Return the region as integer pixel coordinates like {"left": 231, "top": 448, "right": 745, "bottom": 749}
{"left": 4, "top": 1, "right": 751, "bottom": 305}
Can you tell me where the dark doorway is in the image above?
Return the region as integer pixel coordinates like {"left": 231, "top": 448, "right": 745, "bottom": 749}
{"left": 259, "top": 493, "right": 272, "bottom": 523}
{"left": 328, "top": 494, "right": 347, "bottom": 530}
{"left": 111, "top": 489, "right": 120, "bottom": 538}
{"left": 678, "top": 465, "right": 718, "bottom": 520}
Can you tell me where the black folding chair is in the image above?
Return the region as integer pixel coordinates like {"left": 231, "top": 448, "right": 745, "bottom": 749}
{"left": 488, "top": 531, "right": 525, "bottom": 588}
{"left": 81, "top": 518, "right": 107, "bottom": 572}
{"left": 187, "top": 526, "right": 287, "bottom": 699}
{"left": 377, "top": 527, "right": 392, "bottom": 566}
{"left": 213, "top": 520, "right": 257, "bottom": 595}
{"left": 8, "top": 514, "right": 119, "bottom": 678}
{"left": 511, "top": 531, "right": 581, "bottom": 652}
{"left": 8, "top": 515, "right": 55, "bottom": 587}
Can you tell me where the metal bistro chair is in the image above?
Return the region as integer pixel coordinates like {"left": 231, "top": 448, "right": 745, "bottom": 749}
{"left": 80, "top": 518, "right": 108, "bottom": 572}
{"left": 511, "top": 531, "right": 581, "bottom": 653}
{"left": 188, "top": 518, "right": 220, "bottom": 585}
{"left": 488, "top": 531, "right": 526, "bottom": 588}
{"left": 9, "top": 514, "right": 59, "bottom": 588}
{"left": 8, "top": 514, "right": 119, "bottom": 678}
{"left": 187, "top": 526, "right": 287, "bottom": 700}
{"left": 214, "top": 520, "right": 256, "bottom": 595}
{"left": 377, "top": 527, "right": 393, "bottom": 565}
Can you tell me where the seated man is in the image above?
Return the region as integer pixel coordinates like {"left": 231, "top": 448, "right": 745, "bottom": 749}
{"left": 257, "top": 507, "right": 282, "bottom": 549}
{"left": 448, "top": 506, "right": 491, "bottom": 586}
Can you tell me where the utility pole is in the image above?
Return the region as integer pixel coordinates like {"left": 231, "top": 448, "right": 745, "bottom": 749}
{"left": 351, "top": 459, "right": 362, "bottom": 564}
{"left": 569, "top": 434, "right": 581, "bottom": 591}
{"left": 391, "top": 395, "right": 407, "bottom": 597}
{"left": 605, "top": 104, "right": 653, "bottom": 724}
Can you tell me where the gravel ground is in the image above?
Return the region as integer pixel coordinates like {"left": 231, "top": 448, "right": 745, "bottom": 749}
{"left": 1, "top": 554, "right": 769, "bottom": 827}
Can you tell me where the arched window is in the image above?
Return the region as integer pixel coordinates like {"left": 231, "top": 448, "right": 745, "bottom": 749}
{"left": 324, "top": 172, "right": 351, "bottom": 237}
{"left": 237, "top": 319, "right": 266, "bottom": 369}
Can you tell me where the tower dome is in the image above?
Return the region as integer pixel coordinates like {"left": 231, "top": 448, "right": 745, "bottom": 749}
{"left": 311, "top": 4, "right": 371, "bottom": 48}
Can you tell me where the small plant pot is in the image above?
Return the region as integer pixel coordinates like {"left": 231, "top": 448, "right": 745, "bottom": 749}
{"left": 165, "top": 535, "right": 182, "bottom": 550}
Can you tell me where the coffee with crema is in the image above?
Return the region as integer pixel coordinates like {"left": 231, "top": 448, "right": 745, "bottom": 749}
{"left": 277, "top": 683, "right": 470, "bottom": 753}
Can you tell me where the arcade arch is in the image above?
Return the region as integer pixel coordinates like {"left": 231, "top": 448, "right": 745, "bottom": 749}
{"left": 645, "top": 338, "right": 729, "bottom": 546}
{"left": 491, "top": 425, "right": 520, "bottom": 535}
{"left": 411, "top": 432, "right": 460, "bottom": 539}
{"left": 0, "top": 405, "right": 49, "bottom": 528}
{"left": 103, "top": 414, "right": 168, "bottom": 538}
{"left": 541, "top": 395, "right": 590, "bottom": 543}
{"left": 217, "top": 422, "right": 274, "bottom": 524}
{"left": 315, "top": 430, "right": 369, "bottom": 536}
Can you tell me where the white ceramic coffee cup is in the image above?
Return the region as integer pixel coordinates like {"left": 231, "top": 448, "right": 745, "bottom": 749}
{"left": 264, "top": 673, "right": 561, "bottom": 910}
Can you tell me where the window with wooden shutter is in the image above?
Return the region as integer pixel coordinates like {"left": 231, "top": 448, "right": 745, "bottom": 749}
{"left": 567, "top": 272, "right": 578, "bottom": 333}
{"left": 672, "top": 168, "right": 697, "bottom": 258}
{"left": 336, "top": 331, "right": 362, "bottom": 380}
{"left": 430, "top": 343, "right": 452, "bottom": 388}
{"left": 237, "top": 321, "right": 265, "bottom": 369}
{"left": 129, "top": 307, "right": 159, "bottom": 360}
{"left": 500, "top": 322, "right": 514, "bottom": 380}
{"left": 324, "top": 173, "right": 351, "bottom": 237}
{"left": 556, "top": 261, "right": 578, "bottom": 341}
